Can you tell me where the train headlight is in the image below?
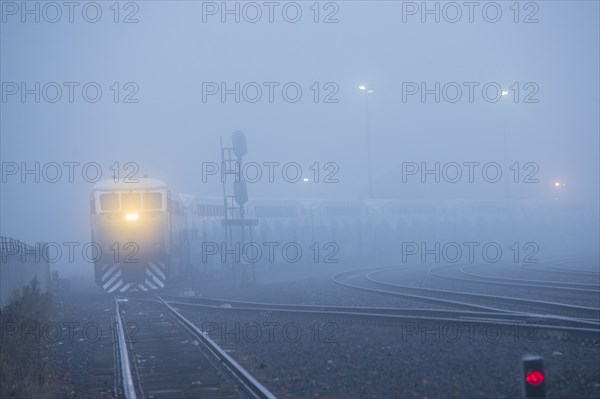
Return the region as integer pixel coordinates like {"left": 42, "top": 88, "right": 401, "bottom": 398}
{"left": 125, "top": 212, "right": 139, "bottom": 221}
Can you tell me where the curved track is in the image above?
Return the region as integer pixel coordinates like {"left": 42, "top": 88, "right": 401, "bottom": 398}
{"left": 519, "top": 257, "right": 600, "bottom": 278}
{"left": 435, "top": 264, "right": 600, "bottom": 293}
{"left": 328, "top": 268, "right": 599, "bottom": 340}
{"left": 341, "top": 268, "right": 600, "bottom": 320}
{"left": 155, "top": 292, "right": 600, "bottom": 341}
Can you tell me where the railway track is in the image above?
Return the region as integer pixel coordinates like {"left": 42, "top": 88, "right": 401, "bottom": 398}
{"left": 434, "top": 264, "right": 600, "bottom": 293}
{"left": 152, "top": 293, "right": 600, "bottom": 341}
{"left": 113, "top": 296, "right": 275, "bottom": 399}
{"left": 519, "top": 257, "right": 600, "bottom": 278}
{"left": 109, "top": 259, "right": 599, "bottom": 397}
{"left": 330, "top": 268, "right": 600, "bottom": 320}
{"left": 428, "top": 265, "right": 600, "bottom": 295}
{"left": 549, "top": 265, "right": 600, "bottom": 275}
{"left": 327, "top": 268, "right": 599, "bottom": 338}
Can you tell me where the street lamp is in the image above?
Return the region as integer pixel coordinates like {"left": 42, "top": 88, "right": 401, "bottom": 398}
{"left": 500, "top": 88, "right": 510, "bottom": 199}
{"left": 553, "top": 180, "right": 566, "bottom": 199}
{"left": 359, "top": 84, "right": 375, "bottom": 198}
{"left": 359, "top": 85, "right": 374, "bottom": 94}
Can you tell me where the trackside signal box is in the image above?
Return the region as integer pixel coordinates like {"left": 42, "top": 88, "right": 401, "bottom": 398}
{"left": 521, "top": 355, "right": 546, "bottom": 399}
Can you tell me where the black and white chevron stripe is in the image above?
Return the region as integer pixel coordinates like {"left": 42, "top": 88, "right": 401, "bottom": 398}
{"left": 100, "top": 261, "right": 166, "bottom": 293}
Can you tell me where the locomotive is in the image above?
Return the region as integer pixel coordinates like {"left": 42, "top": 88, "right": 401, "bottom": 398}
{"left": 90, "top": 178, "right": 184, "bottom": 292}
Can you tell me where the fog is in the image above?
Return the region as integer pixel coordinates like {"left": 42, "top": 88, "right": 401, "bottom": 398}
{"left": 1, "top": 1, "right": 598, "bottom": 279}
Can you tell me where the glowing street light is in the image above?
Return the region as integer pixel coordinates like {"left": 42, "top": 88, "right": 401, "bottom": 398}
{"left": 359, "top": 84, "right": 374, "bottom": 94}
{"left": 552, "top": 180, "right": 566, "bottom": 200}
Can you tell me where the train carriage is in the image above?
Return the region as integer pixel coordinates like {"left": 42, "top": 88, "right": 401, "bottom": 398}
{"left": 91, "top": 178, "right": 597, "bottom": 293}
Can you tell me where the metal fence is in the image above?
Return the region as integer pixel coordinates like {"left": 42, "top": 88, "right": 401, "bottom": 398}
{"left": 1, "top": 236, "right": 37, "bottom": 255}
{"left": 0, "top": 236, "right": 50, "bottom": 309}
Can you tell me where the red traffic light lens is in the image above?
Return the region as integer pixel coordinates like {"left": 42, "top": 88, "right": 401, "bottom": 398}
{"left": 526, "top": 370, "right": 545, "bottom": 385}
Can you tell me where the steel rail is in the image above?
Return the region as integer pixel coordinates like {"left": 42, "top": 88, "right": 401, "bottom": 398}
{"left": 155, "top": 295, "right": 276, "bottom": 399}
{"left": 114, "top": 298, "right": 138, "bottom": 399}
{"left": 363, "top": 268, "right": 600, "bottom": 319}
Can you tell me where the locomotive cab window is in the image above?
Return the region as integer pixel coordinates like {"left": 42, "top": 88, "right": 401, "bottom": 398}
{"left": 144, "top": 192, "right": 162, "bottom": 210}
{"left": 121, "top": 193, "right": 142, "bottom": 210}
{"left": 99, "top": 193, "right": 119, "bottom": 211}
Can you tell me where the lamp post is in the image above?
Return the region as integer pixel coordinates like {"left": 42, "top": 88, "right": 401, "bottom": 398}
{"left": 501, "top": 90, "right": 509, "bottom": 199}
{"left": 359, "top": 84, "right": 375, "bottom": 198}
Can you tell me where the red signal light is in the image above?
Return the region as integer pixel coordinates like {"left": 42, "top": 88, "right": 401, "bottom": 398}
{"left": 526, "top": 370, "right": 544, "bottom": 386}
{"left": 522, "top": 355, "right": 545, "bottom": 398}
